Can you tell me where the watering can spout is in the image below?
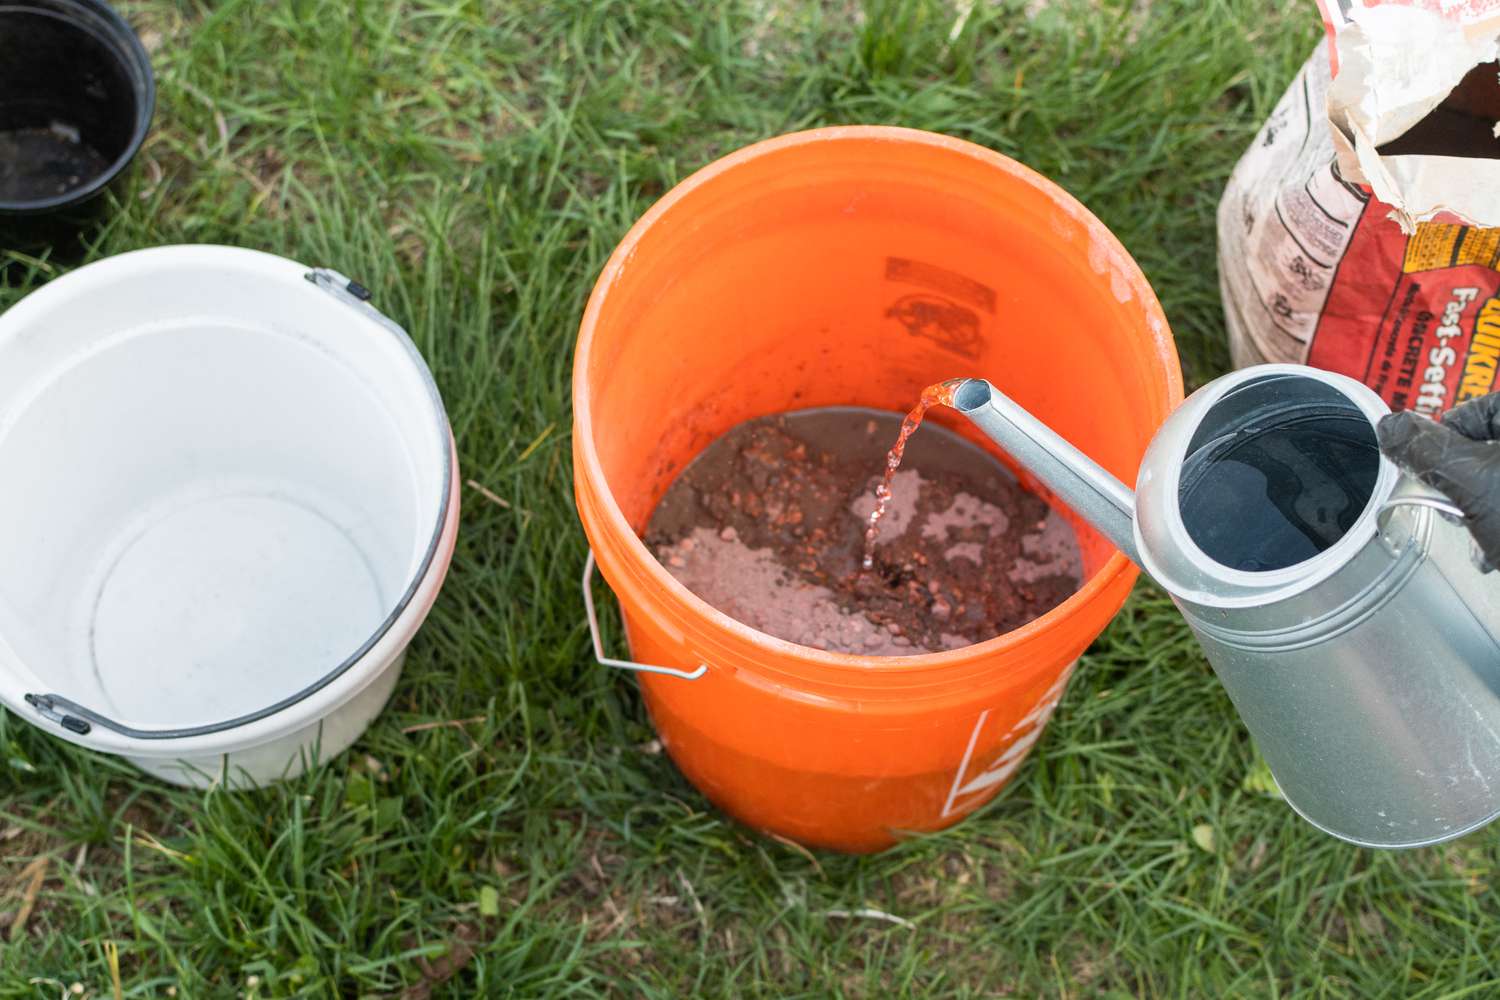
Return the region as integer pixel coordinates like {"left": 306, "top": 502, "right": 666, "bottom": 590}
{"left": 951, "top": 379, "right": 1140, "bottom": 565}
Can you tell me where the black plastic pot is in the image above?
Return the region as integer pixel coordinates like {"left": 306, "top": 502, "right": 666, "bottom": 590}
{"left": 0, "top": 0, "right": 154, "bottom": 251}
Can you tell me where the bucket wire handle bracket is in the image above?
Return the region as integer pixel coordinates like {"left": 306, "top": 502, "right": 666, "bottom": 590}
{"left": 583, "top": 552, "right": 707, "bottom": 681}
{"left": 305, "top": 268, "right": 409, "bottom": 339}
{"left": 23, "top": 694, "right": 92, "bottom": 735}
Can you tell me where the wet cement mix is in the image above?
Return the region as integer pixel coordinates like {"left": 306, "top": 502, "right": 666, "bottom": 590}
{"left": 645, "top": 407, "right": 1084, "bottom": 656}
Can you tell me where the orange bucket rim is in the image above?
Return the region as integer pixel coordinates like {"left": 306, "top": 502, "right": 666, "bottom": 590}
{"left": 573, "top": 124, "right": 1183, "bottom": 676}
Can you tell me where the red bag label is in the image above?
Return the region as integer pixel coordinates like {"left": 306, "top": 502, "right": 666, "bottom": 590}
{"left": 1305, "top": 206, "right": 1500, "bottom": 414}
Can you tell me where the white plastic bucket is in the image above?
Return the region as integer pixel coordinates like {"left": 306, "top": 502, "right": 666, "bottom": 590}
{"left": 0, "top": 245, "right": 458, "bottom": 786}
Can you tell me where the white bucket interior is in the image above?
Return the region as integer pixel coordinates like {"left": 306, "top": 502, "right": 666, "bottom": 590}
{"left": 0, "top": 249, "right": 448, "bottom": 731}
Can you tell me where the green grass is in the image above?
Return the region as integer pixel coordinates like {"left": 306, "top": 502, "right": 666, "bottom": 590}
{"left": 5, "top": 0, "right": 1500, "bottom": 995}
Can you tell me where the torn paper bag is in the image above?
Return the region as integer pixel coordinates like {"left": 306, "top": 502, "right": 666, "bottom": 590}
{"left": 1217, "top": 1, "right": 1500, "bottom": 415}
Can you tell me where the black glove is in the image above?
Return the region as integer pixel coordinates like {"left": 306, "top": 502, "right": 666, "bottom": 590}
{"left": 1377, "top": 393, "right": 1500, "bottom": 573}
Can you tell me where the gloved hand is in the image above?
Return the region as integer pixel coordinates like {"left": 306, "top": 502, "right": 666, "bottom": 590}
{"left": 1377, "top": 392, "right": 1500, "bottom": 572}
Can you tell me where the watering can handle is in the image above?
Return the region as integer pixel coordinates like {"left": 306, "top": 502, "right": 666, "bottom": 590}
{"left": 582, "top": 552, "right": 707, "bottom": 681}
{"left": 1377, "top": 494, "right": 1466, "bottom": 521}
{"left": 951, "top": 380, "right": 1140, "bottom": 565}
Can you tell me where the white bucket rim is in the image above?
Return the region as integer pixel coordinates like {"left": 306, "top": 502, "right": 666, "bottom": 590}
{"left": 0, "top": 245, "right": 454, "bottom": 745}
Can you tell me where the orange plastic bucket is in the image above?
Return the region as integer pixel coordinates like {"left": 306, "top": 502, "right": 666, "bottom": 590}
{"left": 573, "top": 126, "right": 1182, "bottom": 853}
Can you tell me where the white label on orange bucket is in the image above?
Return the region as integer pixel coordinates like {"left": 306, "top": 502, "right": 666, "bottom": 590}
{"left": 940, "top": 665, "right": 1074, "bottom": 818}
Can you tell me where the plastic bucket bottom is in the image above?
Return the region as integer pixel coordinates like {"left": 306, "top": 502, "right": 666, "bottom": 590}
{"left": 574, "top": 126, "right": 1182, "bottom": 852}
{"left": 0, "top": 246, "right": 457, "bottom": 786}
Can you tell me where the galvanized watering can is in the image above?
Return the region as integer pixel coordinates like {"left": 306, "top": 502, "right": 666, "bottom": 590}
{"left": 953, "top": 363, "right": 1500, "bottom": 848}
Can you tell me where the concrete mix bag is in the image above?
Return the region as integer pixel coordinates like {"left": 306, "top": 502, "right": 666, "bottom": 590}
{"left": 1218, "top": 0, "right": 1500, "bottom": 415}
